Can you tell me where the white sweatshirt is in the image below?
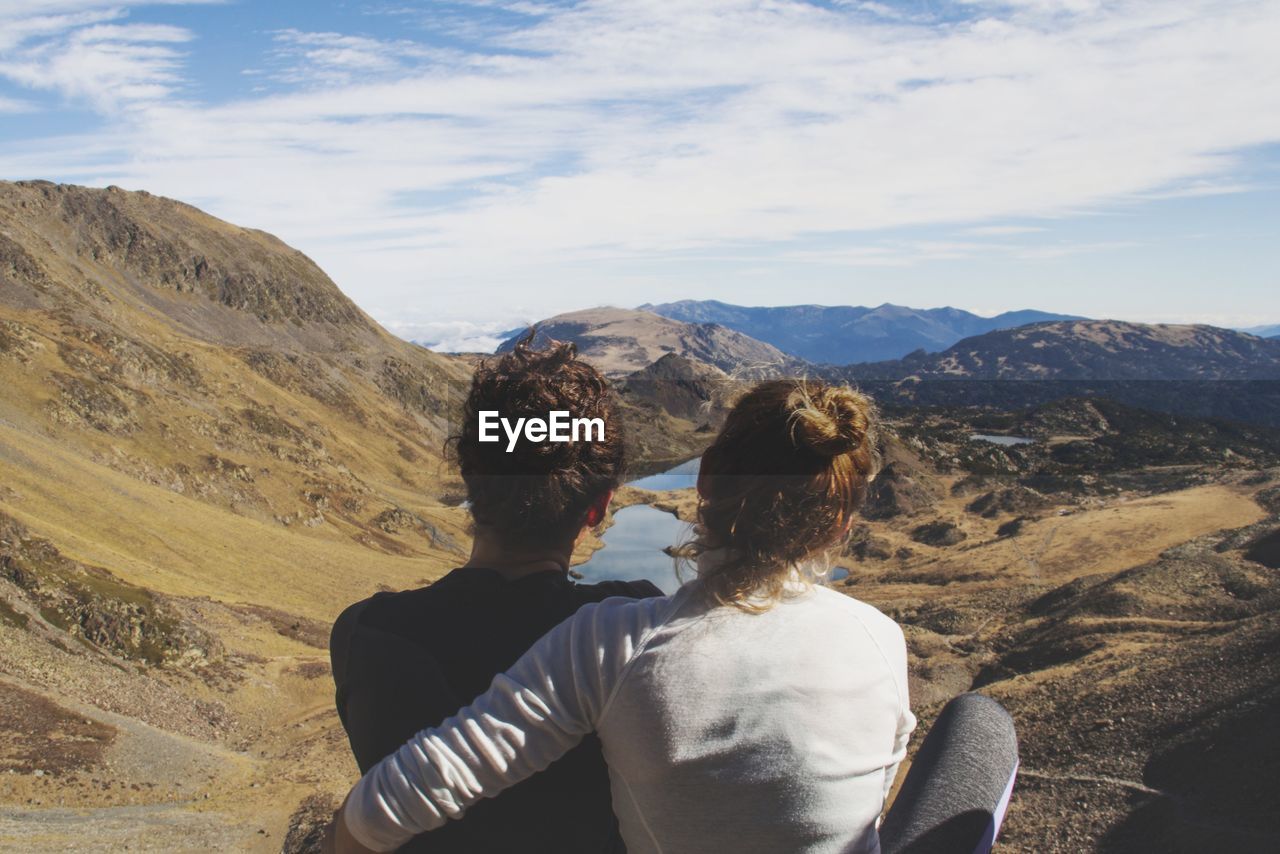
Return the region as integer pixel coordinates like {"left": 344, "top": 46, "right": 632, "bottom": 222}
{"left": 344, "top": 577, "right": 916, "bottom": 854}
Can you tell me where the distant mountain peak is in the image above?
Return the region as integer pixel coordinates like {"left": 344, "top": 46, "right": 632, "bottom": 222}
{"left": 497, "top": 306, "right": 806, "bottom": 377}
{"left": 644, "top": 299, "right": 1084, "bottom": 364}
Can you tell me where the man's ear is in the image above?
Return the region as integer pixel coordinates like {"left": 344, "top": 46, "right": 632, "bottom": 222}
{"left": 584, "top": 489, "right": 613, "bottom": 528}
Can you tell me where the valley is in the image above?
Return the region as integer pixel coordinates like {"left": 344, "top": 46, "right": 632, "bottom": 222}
{"left": 2, "top": 181, "right": 1278, "bottom": 852}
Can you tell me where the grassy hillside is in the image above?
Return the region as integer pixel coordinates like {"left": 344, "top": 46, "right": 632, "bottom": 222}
{"left": 0, "top": 181, "right": 485, "bottom": 850}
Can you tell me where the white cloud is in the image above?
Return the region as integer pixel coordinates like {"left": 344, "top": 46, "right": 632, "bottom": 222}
{"left": 0, "top": 0, "right": 214, "bottom": 15}
{"left": 0, "top": 8, "right": 123, "bottom": 53}
{"left": 0, "top": 1, "right": 120, "bottom": 15}
{"left": 0, "top": 0, "right": 1278, "bottom": 321}
{"left": 960, "top": 0, "right": 1104, "bottom": 13}
{"left": 0, "top": 4, "right": 210, "bottom": 110}
{"left": 779, "top": 235, "right": 1137, "bottom": 267}
{"left": 1013, "top": 240, "right": 1141, "bottom": 260}
{"left": 387, "top": 318, "right": 520, "bottom": 353}
{"left": 963, "top": 225, "right": 1048, "bottom": 236}
{"left": 263, "top": 29, "right": 442, "bottom": 87}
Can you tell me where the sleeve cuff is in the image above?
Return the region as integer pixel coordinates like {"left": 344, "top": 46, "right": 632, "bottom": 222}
{"left": 344, "top": 778, "right": 413, "bottom": 853}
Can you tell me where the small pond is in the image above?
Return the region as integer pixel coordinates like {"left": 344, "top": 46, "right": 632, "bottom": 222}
{"left": 970, "top": 434, "right": 1036, "bottom": 446}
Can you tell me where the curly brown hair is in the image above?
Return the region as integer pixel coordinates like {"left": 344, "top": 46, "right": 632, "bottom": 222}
{"left": 449, "top": 331, "right": 625, "bottom": 549}
{"left": 678, "top": 379, "right": 879, "bottom": 609}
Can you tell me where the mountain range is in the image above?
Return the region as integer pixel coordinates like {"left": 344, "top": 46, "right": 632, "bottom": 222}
{"left": 1240, "top": 324, "right": 1280, "bottom": 338}
{"left": 843, "top": 320, "right": 1280, "bottom": 381}
{"left": 504, "top": 307, "right": 1280, "bottom": 425}
{"left": 832, "top": 320, "right": 1280, "bottom": 425}
{"left": 641, "top": 299, "right": 1082, "bottom": 364}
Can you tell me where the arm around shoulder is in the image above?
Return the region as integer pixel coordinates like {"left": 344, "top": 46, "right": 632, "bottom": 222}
{"left": 338, "top": 596, "right": 655, "bottom": 851}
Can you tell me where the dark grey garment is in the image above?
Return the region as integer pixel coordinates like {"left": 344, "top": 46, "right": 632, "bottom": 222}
{"left": 880, "top": 693, "right": 1019, "bottom": 854}
{"left": 330, "top": 568, "right": 659, "bottom": 854}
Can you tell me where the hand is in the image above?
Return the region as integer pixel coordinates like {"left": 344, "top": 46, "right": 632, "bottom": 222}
{"left": 320, "top": 798, "right": 379, "bottom": 854}
{"left": 320, "top": 816, "right": 337, "bottom": 854}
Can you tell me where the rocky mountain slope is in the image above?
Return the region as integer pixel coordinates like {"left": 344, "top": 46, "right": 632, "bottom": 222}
{"left": 0, "top": 180, "right": 491, "bottom": 850}
{"left": 643, "top": 299, "right": 1081, "bottom": 363}
{"left": 496, "top": 306, "right": 807, "bottom": 377}
{"left": 616, "top": 353, "right": 734, "bottom": 423}
{"left": 0, "top": 180, "right": 476, "bottom": 555}
{"left": 830, "top": 320, "right": 1280, "bottom": 427}
{"left": 837, "top": 401, "right": 1280, "bottom": 852}
{"left": 606, "top": 354, "right": 731, "bottom": 473}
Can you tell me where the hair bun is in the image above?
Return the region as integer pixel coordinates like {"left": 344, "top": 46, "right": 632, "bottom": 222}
{"left": 789, "top": 385, "right": 872, "bottom": 457}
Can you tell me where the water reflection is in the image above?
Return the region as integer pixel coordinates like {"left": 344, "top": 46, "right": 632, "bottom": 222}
{"left": 575, "top": 503, "right": 690, "bottom": 594}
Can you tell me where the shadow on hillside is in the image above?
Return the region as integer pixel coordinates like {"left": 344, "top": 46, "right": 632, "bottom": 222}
{"left": 1099, "top": 654, "right": 1280, "bottom": 853}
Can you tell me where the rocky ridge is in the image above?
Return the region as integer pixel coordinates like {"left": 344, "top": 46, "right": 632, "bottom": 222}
{"left": 496, "top": 306, "right": 808, "bottom": 377}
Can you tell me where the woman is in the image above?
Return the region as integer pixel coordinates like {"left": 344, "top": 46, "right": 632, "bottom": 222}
{"left": 327, "top": 379, "right": 916, "bottom": 854}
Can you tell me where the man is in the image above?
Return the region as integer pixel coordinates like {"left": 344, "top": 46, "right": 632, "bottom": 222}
{"left": 330, "top": 334, "right": 660, "bottom": 853}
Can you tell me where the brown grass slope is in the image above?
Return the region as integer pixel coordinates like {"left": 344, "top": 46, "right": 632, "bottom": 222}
{"left": 0, "top": 180, "right": 484, "bottom": 850}
{"left": 1, "top": 180, "right": 473, "bottom": 569}
{"left": 825, "top": 401, "right": 1280, "bottom": 852}
{"left": 857, "top": 507, "right": 1280, "bottom": 853}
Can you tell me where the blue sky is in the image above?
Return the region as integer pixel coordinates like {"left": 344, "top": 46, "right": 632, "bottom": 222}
{"left": 1, "top": 0, "right": 1278, "bottom": 350}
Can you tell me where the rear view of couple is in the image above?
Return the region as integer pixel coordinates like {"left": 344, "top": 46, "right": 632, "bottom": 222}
{"left": 325, "top": 335, "right": 1017, "bottom": 854}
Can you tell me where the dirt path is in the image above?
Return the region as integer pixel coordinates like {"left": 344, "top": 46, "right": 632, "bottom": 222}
{"left": 0, "top": 803, "right": 268, "bottom": 853}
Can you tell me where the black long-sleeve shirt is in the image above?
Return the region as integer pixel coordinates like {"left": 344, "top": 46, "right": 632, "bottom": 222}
{"left": 330, "top": 567, "right": 661, "bottom": 853}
